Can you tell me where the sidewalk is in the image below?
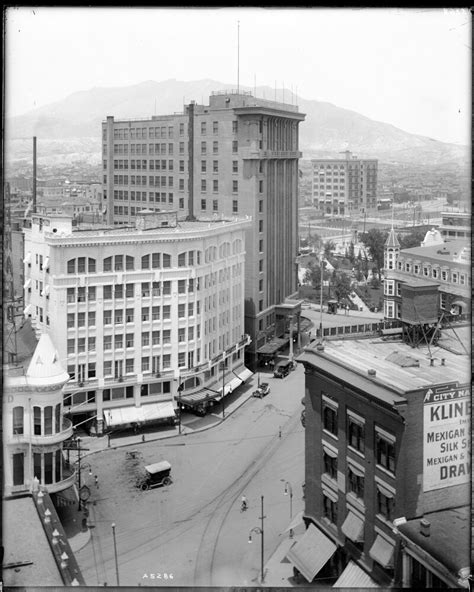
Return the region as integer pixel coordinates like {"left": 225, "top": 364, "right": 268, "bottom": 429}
{"left": 73, "top": 378, "right": 259, "bottom": 458}
{"left": 263, "top": 532, "right": 303, "bottom": 587}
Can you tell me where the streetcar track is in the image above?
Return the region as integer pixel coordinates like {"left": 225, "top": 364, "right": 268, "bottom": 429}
{"left": 194, "top": 407, "right": 301, "bottom": 586}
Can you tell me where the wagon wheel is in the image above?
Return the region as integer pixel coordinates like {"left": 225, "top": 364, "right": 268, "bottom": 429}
{"left": 163, "top": 477, "right": 172, "bottom": 486}
{"left": 140, "top": 482, "right": 149, "bottom": 491}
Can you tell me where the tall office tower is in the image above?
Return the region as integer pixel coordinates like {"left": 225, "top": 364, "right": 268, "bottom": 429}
{"left": 311, "top": 151, "right": 378, "bottom": 216}
{"left": 102, "top": 91, "right": 306, "bottom": 366}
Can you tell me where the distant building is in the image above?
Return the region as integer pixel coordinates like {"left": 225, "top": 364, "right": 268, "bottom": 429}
{"left": 311, "top": 151, "right": 378, "bottom": 216}
{"left": 296, "top": 334, "right": 470, "bottom": 587}
{"left": 22, "top": 211, "right": 252, "bottom": 434}
{"left": 383, "top": 227, "right": 470, "bottom": 323}
{"left": 438, "top": 211, "right": 471, "bottom": 242}
{"left": 102, "top": 91, "right": 306, "bottom": 367}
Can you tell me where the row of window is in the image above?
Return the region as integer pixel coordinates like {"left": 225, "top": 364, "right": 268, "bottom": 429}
{"left": 113, "top": 159, "right": 174, "bottom": 170}
{"left": 322, "top": 485, "right": 394, "bottom": 525}
{"left": 12, "top": 449, "right": 64, "bottom": 487}
{"left": 12, "top": 404, "right": 62, "bottom": 436}
{"left": 109, "top": 120, "right": 238, "bottom": 141}
{"left": 322, "top": 401, "right": 396, "bottom": 473}
{"left": 110, "top": 139, "right": 239, "bottom": 156}
{"left": 394, "top": 261, "right": 468, "bottom": 284}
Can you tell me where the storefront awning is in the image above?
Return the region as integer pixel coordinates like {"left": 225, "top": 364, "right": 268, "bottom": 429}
{"left": 23, "top": 252, "right": 32, "bottom": 264}
{"left": 257, "top": 337, "right": 289, "bottom": 355}
{"left": 333, "top": 561, "right": 379, "bottom": 588}
{"left": 221, "top": 376, "right": 242, "bottom": 396}
{"left": 284, "top": 510, "right": 305, "bottom": 533}
{"left": 369, "top": 535, "right": 395, "bottom": 569}
{"left": 286, "top": 524, "right": 337, "bottom": 583}
{"left": 23, "top": 278, "right": 32, "bottom": 289}
{"left": 341, "top": 511, "right": 364, "bottom": 543}
{"left": 234, "top": 367, "right": 253, "bottom": 382}
{"left": 24, "top": 304, "right": 33, "bottom": 316}
{"left": 178, "top": 390, "right": 220, "bottom": 406}
{"left": 104, "top": 401, "right": 176, "bottom": 427}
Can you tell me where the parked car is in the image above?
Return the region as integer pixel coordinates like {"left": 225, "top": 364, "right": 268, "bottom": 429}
{"left": 136, "top": 461, "right": 172, "bottom": 490}
{"left": 273, "top": 360, "right": 293, "bottom": 378}
{"left": 252, "top": 382, "right": 270, "bottom": 398}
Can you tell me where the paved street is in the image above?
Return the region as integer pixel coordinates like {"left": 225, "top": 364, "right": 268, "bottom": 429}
{"left": 75, "top": 365, "right": 306, "bottom": 587}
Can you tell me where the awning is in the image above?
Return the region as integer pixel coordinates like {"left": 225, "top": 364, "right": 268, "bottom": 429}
{"left": 44, "top": 285, "right": 50, "bottom": 296}
{"left": 44, "top": 256, "right": 50, "bottom": 268}
{"left": 220, "top": 376, "right": 242, "bottom": 396}
{"left": 341, "top": 511, "right": 364, "bottom": 542}
{"left": 284, "top": 510, "right": 305, "bottom": 533}
{"left": 451, "top": 300, "right": 467, "bottom": 311}
{"left": 257, "top": 337, "right": 289, "bottom": 355}
{"left": 333, "top": 561, "right": 379, "bottom": 588}
{"left": 234, "top": 367, "right": 253, "bottom": 382}
{"left": 178, "top": 390, "right": 220, "bottom": 406}
{"left": 104, "top": 401, "right": 176, "bottom": 427}
{"left": 369, "top": 535, "right": 395, "bottom": 568}
{"left": 23, "top": 252, "right": 32, "bottom": 264}
{"left": 24, "top": 304, "right": 33, "bottom": 316}
{"left": 23, "top": 278, "right": 32, "bottom": 289}
{"left": 53, "top": 485, "right": 78, "bottom": 508}
{"left": 286, "top": 524, "right": 337, "bottom": 583}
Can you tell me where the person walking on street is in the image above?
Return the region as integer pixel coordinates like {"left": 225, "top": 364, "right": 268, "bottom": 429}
{"left": 94, "top": 475, "right": 99, "bottom": 488}
{"left": 241, "top": 495, "right": 248, "bottom": 512}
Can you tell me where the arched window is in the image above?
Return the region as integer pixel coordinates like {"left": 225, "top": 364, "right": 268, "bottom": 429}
{"left": 44, "top": 406, "right": 53, "bottom": 435}
{"left": 33, "top": 407, "right": 42, "bottom": 435}
{"left": 142, "top": 254, "right": 150, "bottom": 269}
{"left": 178, "top": 252, "right": 186, "bottom": 267}
{"left": 67, "top": 259, "right": 75, "bottom": 274}
{"left": 12, "top": 406, "right": 24, "bottom": 435}
{"left": 103, "top": 256, "right": 113, "bottom": 272}
{"left": 126, "top": 255, "right": 134, "bottom": 270}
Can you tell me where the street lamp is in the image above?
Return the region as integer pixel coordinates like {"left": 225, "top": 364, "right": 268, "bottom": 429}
{"left": 76, "top": 438, "right": 92, "bottom": 510}
{"left": 247, "top": 495, "right": 266, "bottom": 583}
{"left": 221, "top": 352, "right": 226, "bottom": 419}
{"left": 284, "top": 481, "right": 294, "bottom": 538}
{"left": 111, "top": 522, "right": 120, "bottom": 586}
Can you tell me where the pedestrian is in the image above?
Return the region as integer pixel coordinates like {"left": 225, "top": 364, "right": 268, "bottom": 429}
{"left": 241, "top": 495, "right": 248, "bottom": 511}
{"left": 279, "top": 426, "right": 282, "bottom": 439}
{"left": 94, "top": 475, "right": 99, "bottom": 488}
{"left": 346, "top": 305, "right": 350, "bottom": 315}
{"left": 142, "top": 434, "right": 145, "bottom": 443}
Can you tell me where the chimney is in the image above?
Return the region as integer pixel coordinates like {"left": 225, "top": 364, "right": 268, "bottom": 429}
{"left": 368, "top": 369, "right": 376, "bottom": 376}
{"left": 186, "top": 101, "right": 196, "bottom": 221}
{"left": 32, "top": 136, "right": 37, "bottom": 214}
{"left": 420, "top": 518, "right": 430, "bottom": 537}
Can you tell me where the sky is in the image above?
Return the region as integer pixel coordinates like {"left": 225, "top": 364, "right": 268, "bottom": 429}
{"left": 4, "top": 6, "right": 472, "bottom": 145}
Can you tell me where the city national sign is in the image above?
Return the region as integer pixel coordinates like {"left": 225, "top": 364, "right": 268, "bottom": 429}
{"left": 423, "top": 383, "right": 470, "bottom": 492}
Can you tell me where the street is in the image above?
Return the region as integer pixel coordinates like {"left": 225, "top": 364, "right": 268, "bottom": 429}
{"left": 75, "top": 365, "right": 306, "bottom": 587}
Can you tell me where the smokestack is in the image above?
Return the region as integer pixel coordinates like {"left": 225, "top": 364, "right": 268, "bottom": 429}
{"left": 186, "top": 102, "right": 196, "bottom": 221}
{"left": 32, "top": 136, "right": 37, "bottom": 214}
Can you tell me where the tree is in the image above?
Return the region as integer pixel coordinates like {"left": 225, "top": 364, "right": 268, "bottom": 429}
{"left": 303, "top": 261, "right": 323, "bottom": 290}
{"left": 398, "top": 228, "right": 427, "bottom": 250}
{"left": 332, "top": 271, "right": 352, "bottom": 301}
{"left": 359, "top": 229, "right": 387, "bottom": 273}
{"left": 323, "top": 240, "right": 335, "bottom": 259}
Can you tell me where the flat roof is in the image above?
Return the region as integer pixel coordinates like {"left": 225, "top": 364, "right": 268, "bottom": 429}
{"left": 298, "top": 334, "right": 470, "bottom": 396}
{"left": 3, "top": 496, "right": 64, "bottom": 586}
{"left": 397, "top": 506, "right": 470, "bottom": 575}
{"left": 400, "top": 240, "right": 470, "bottom": 264}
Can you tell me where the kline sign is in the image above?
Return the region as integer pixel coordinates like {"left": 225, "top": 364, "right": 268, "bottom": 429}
{"left": 423, "top": 383, "right": 471, "bottom": 492}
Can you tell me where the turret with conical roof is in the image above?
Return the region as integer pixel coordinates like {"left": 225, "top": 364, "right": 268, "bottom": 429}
{"left": 384, "top": 225, "right": 400, "bottom": 271}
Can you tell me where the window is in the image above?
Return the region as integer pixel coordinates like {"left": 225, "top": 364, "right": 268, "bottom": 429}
{"left": 126, "top": 334, "right": 134, "bottom": 348}
{"left": 178, "top": 328, "right": 186, "bottom": 342}
{"left": 126, "top": 359, "right": 134, "bottom": 374}
{"left": 163, "top": 329, "right": 171, "bottom": 344}
{"left": 348, "top": 465, "right": 365, "bottom": 498}
{"left": 376, "top": 486, "right": 394, "bottom": 520}
{"left": 323, "top": 494, "right": 337, "bottom": 524}
{"left": 126, "top": 309, "right": 134, "bottom": 323}
{"left": 201, "top": 179, "right": 207, "bottom": 192}
{"left": 115, "top": 284, "right": 123, "bottom": 299}
{"left": 213, "top": 179, "right": 218, "bottom": 192}
{"left": 142, "top": 358, "right": 150, "bottom": 372}
{"left": 201, "top": 121, "right": 206, "bottom": 135}
{"left": 232, "top": 140, "right": 238, "bottom": 153}
{"left": 178, "top": 303, "right": 186, "bottom": 317}
{"left": 126, "top": 283, "right": 134, "bottom": 298}
{"left": 162, "top": 281, "right": 171, "bottom": 295}
{"left": 322, "top": 400, "right": 338, "bottom": 436}
{"left": 178, "top": 280, "right": 186, "bottom": 294}
{"left": 232, "top": 160, "right": 238, "bottom": 174}
{"left": 213, "top": 141, "right": 218, "bottom": 154}
{"left": 201, "top": 141, "right": 207, "bottom": 155}
{"left": 13, "top": 453, "right": 24, "bottom": 486}
{"left": 213, "top": 199, "right": 218, "bottom": 211}
{"left": 67, "top": 313, "right": 75, "bottom": 328}
{"left": 67, "top": 259, "right": 75, "bottom": 274}
{"left": 34, "top": 407, "right": 41, "bottom": 435}
{"left": 142, "top": 332, "right": 150, "bottom": 346}
{"left": 375, "top": 430, "right": 396, "bottom": 473}
{"left": 114, "top": 310, "right": 123, "bottom": 324}
{"left": 348, "top": 413, "right": 365, "bottom": 453}
{"left": 201, "top": 199, "right": 207, "bottom": 210}
{"left": 232, "top": 200, "right": 238, "bottom": 213}
{"left": 13, "top": 406, "right": 24, "bottom": 435}
{"left": 213, "top": 121, "right": 218, "bottom": 134}
{"left": 152, "top": 306, "right": 160, "bottom": 320}
{"left": 104, "top": 335, "right": 112, "bottom": 350}
{"left": 178, "top": 352, "right": 186, "bottom": 367}
{"left": 163, "top": 305, "right": 171, "bottom": 319}
{"left": 323, "top": 449, "right": 337, "bottom": 479}
{"left": 201, "top": 160, "right": 207, "bottom": 173}
{"left": 232, "top": 120, "right": 238, "bottom": 134}
{"left": 259, "top": 239, "right": 263, "bottom": 252}
{"left": 232, "top": 180, "right": 238, "bottom": 193}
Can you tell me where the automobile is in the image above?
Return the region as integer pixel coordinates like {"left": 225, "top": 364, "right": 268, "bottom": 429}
{"left": 252, "top": 382, "right": 270, "bottom": 398}
{"left": 136, "top": 460, "right": 172, "bottom": 490}
{"left": 273, "top": 360, "right": 293, "bottom": 378}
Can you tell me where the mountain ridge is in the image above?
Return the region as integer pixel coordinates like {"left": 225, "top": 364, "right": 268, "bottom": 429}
{"left": 6, "top": 79, "right": 468, "bottom": 166}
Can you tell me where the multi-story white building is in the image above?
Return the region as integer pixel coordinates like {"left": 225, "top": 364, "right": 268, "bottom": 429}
{"left": 4, "top": 331, "right": 75, "bottom": 497}
{"left": 102, "top": 91, "right": 306, "bottom": 366}
{"left": 311, "top": 151, "right": 378, "bottom": 216}
{"left": 23, "top": 210, "right": 252, "bottom": 434}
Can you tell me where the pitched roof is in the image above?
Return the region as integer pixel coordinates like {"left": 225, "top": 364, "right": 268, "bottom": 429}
{"left": 26, "top": 333, "right": 69, "bottom": 386}
{"left": 385, "top": 227, "right": 400, "bottom": 248}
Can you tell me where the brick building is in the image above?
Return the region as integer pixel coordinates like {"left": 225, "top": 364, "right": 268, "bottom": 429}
{"left": 295, "top": 336, "right": 470, "bottom": 587}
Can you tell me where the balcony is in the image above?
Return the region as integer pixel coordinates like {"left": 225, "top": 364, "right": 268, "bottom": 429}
{"left": 11, "top": 418, "right": 74, "bottom": 446}
{"left": 41, "top": 462, "right": 77, "bottom": 494}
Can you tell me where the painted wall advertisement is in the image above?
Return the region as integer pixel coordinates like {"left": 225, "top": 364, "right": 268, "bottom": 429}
{"left": 423, "top": 383, "right": 471, "bottom": 491}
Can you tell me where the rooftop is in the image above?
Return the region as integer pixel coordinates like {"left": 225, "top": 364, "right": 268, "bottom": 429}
{"left": 400, "top": 239, "right": 470, "bottom": 265}
{"left": 397, "top": 505, "right": 470, "bottom": 576}
{"left": 3, "top": 496, "right": 64, "bottom": 586}
{"left": 298, "top": 334, "right": 470, "bottom": 396}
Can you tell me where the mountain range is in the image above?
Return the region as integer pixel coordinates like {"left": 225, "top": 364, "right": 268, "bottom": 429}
{"left": 6, "top": 79, "right": 469, "bottom": 167}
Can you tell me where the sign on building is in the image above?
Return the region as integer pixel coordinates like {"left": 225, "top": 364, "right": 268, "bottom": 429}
{"left": 423, "top": 383, "right": 470, "bottom": 491}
